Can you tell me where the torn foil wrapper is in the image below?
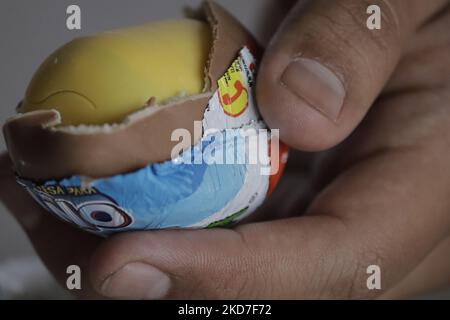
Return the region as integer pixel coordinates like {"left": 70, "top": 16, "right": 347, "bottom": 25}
{"left": 17, "top": 47, "right": 285, "bottom": 235}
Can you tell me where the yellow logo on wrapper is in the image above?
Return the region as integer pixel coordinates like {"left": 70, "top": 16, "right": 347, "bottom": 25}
{"left": 218, "top": 59, "right": 249, "bottom": 117}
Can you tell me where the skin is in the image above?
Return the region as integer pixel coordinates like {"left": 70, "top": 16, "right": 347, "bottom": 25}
{"left": 2, "top": 0, "right": 450, "bottom": 299}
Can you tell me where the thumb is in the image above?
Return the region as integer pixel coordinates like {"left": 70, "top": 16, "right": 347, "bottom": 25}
{"left": 89, "top": 217, "right": 351, "bottom": 299}
{"left": 257, "top": 0, "right": 447, "bottom": 151}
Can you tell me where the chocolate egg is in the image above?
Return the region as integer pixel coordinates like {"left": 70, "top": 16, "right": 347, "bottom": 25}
{"left": 3, "top": 1, "right": 288, "bottom": 235}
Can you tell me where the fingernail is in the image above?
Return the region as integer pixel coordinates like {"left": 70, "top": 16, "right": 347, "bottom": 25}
{"left": 100, "top": 262, "right": 171, "bottom": 300}
{"left": 281, "top": 58, "right": 345, "bottom": 121}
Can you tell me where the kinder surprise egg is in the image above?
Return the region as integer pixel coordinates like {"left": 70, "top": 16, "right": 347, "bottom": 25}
{"left": 3, "top": 1, "right": 288, "bottom": 235}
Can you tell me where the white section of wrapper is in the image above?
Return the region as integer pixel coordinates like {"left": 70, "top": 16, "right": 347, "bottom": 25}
{"left": 189, "top": 47, "right": 270, "bottom": 227}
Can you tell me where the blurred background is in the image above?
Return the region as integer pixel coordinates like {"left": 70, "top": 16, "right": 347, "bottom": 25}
{"left": 0, "top": 0, "right": 449, "bottom": 299}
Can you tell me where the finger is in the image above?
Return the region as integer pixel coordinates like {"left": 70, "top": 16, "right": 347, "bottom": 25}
{"left": 90, "top": 216, "right": 352, "bottom": 299}
{"left": 257, "top": 0, "right": 448, "bottom": 151}
{"left": 0, "top": 154, "right": 102, "bottom": 299}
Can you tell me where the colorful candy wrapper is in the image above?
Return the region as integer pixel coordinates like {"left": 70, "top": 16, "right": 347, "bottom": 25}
{"left": 17, "top": 47, "right": 288, "bottom": 235}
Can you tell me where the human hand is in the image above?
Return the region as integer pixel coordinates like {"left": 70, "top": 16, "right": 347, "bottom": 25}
{"left": 2, "top": 0, "right": 450, "bottom": 299}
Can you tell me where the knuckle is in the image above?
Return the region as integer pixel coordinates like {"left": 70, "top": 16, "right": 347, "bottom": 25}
{"left": 316, "top": 242, "right": 386, "bottom": 299}
{"left": 349, "top": 250, "right": 385, "bottom": 298}
{"left": 296, "top": 0, "right": 403, "bottom": 86}
{"left": 348, "top": 236, "right": 392, "bottom": 298}
{"left": 335, "top": 0, "right": 401, "bottom": 58}
{"left": 287, "top": 217, "right": 357, "bottom": 298}
{"left": 314, "top": 221, "right": 364, "bottom": 298}
{"left": 173, "top": 258, "right": 247, "bottom": 299}
{"left": 309, "top": 217, "right": 387, "bottom": 299}
{"left": 197, "top": 231, "right": 259, "bottom": 299}
{"left": 211, "top": 262, "right": 251, "bottom": 299}
{"left": 227, "top": 228, "right": 287, "bottom": 299}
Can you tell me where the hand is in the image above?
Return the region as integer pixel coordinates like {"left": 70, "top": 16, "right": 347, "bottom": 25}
{"left": 2, "top": 0, "right": 450, "bottom": 299}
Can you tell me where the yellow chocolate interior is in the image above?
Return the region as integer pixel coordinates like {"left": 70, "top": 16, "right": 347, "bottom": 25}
{"left": 20, "top": 19, "right": 211, "bottom": 126}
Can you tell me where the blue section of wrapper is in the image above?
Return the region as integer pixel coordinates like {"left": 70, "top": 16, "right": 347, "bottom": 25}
{"left": 18, "top": 130, "right": 253, "bottom": 235}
